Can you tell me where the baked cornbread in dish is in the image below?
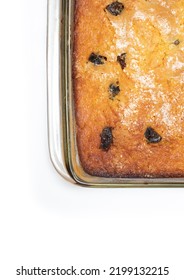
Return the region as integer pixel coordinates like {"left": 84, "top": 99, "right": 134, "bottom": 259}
{"left": 73, "top": 0, "right": 184, "bottom": 178}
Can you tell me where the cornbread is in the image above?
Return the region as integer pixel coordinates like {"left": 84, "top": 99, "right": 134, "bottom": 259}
{"left": 73, "top": 0, "right": 184, "bottom": 178}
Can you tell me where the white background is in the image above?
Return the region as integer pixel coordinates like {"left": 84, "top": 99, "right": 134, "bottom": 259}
{"left": 0, "top": 0, "right": 184, "bottom": 279}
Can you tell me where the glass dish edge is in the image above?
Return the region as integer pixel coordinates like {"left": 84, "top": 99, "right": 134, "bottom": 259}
{"left": 47, "top": 0, "right": 184, "bottom": 187}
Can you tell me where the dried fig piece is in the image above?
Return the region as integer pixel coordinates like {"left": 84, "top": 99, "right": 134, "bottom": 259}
{"left": 106, "top": 1, "right": 124, "bottom": 16}
{"left": 117, "top": 53, "right": 126, "bottom": 70}
{"left": 174, "top": 39, "right": 180, "bottom": 45}
{"left": 144, "top": 127, "right": 162, "bottom": 143}
{"left": 88, "top": 53, "right": 107, "bottom": 65}
{"left": 109, "top": 83, "right": 120, "bottom": 99}
{"left": 100, "top": 127, "right": 113, "bottom": 151}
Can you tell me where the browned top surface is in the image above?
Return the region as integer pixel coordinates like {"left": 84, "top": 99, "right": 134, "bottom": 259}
{"left": 73, "top": 0, "right": 184, "bottom": 177}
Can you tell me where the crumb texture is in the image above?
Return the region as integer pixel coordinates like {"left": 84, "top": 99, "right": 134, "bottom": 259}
{"left": 73, "top": 0, "right": 184, "bottom": 177}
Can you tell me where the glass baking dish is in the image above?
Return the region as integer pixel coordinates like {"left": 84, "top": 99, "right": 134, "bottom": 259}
{"left": 47, "top": 0, "right": 184, "bottom": 187}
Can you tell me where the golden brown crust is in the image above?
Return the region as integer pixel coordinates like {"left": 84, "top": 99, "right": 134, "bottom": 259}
{"left": 73, "top": 0, "right": 184, "bottom": 178}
